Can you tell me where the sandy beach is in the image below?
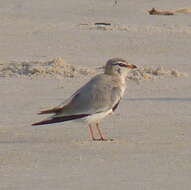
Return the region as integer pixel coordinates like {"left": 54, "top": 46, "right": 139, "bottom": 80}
{"left": 0, "top": 1, "right": 191, "bottom": 189}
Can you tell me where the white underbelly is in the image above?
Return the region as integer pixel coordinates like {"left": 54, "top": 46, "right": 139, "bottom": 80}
{"left": 82, "top": 109, "right": 113, "bottom": 124}
{"left": 121, "top": 84, "right": 126, "bottom": 96}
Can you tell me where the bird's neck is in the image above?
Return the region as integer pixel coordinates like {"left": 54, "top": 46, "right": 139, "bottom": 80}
{"left": 121, "top": 76, "right": 126, "bottom": 84}
{"left": 117, "top": 74, "right": 126, "bottom": 85}
{"left": 114, "top": 74, "right": 127, "bottom": 93}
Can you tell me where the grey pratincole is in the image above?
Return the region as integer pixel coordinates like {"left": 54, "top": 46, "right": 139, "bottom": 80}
{"left": 32, "top": 58, "right": 137, "bottom": 141}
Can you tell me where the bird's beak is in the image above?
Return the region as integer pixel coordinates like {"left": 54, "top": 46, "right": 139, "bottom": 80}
{"left": 127, "top": 64, "right": 137, "bottom": 69}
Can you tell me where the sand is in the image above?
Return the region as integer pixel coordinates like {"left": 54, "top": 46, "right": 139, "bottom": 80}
{"left": 0, "top": 1, "right": 191, "bottom": 190}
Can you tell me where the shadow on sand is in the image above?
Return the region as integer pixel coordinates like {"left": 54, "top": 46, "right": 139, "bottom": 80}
{"left": 125, "top": 97, "right": 191, "bottom": 102}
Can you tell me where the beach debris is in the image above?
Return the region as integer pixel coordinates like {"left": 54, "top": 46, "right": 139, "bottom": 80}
{"left": 93, "top": 22, "right": 112, "bottom": 31}
{"left": 148, "top": 7, "right": 191, "bottom": 16}
{"left": 174, "top": 8, "right": 191, "bottom": 14}
{"left": 94, "top": 22, "right": 111, "bottom": 26}
{"left": 80, "top": 22, "right": 127, "bottom": 32}
{"left": 148, "top": 8, "right": 174, "bottom": 15}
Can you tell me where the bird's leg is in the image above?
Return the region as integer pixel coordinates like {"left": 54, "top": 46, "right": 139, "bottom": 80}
{"left": 96, "top": 123, "right": 107, "bottom": 141}
{"left": 88, "top": 124, "right": 96, "bottom": 141}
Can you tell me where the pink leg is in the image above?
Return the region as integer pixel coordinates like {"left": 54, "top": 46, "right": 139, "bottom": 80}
{"left": 88, "top": 124, "right": 96, "bottom": 141}
{"left": 96, "top": 123, "right": 107, "bottom": 141}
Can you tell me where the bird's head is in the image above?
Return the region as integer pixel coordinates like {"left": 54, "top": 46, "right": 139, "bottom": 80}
{"left": 104, "top": 58, "right": 137, "bottom": 79}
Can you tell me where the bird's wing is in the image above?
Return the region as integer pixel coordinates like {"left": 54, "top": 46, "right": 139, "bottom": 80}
{"left": 54, "top": 74, "right": 123, "bottom": 117}
{"left": 32, "top": 74, "right": 123, "bottom": 126}
{"left": 38, "top": 87, "right": 81, "bottom": 114}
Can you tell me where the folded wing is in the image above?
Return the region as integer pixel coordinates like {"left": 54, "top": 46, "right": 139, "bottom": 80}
{"left": 32, "top": 74, "right": 123, "bottom": 125}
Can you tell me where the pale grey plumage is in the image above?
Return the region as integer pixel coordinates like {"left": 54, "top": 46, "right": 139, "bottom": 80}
{"left": 32, "top": 58, "right": 137, "bottom": 141}
{"left": 54, "top": 74, "right": 123, "bottom": 117}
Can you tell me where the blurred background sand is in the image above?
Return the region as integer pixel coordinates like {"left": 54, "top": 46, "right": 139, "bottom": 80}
{"left": 0, "top": 0, "right": 191, "bottom": 189}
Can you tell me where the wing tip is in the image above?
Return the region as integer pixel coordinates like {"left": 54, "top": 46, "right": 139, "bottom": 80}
{"left": 32, "top": 114, "right": 90, "bottom": 126}
{"left": 31, "top": 121, "right": 47, "bottom": 126}
{"left": 31, "top": 119, "right": 54, "bottom": 126}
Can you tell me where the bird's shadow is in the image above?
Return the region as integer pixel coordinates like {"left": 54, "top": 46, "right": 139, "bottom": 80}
{"left": 125, "top": 97, "right": 191, "bottom": 102}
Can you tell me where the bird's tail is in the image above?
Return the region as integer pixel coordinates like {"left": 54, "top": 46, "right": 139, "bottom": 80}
{"left": 32, "top": 114, "right": 89, "bottom": 126}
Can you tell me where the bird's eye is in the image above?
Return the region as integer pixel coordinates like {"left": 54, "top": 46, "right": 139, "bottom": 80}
{"left": 118, "top": 63, "right": 128, "bottom": 67}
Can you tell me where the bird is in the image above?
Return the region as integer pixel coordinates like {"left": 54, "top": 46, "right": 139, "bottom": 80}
{"left": 32, "top": 58, "right": 137, "bottom": 141}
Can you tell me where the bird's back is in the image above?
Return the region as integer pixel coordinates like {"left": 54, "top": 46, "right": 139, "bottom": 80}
{"left": 55, "top": 73, "right": 124, "bottom": 117}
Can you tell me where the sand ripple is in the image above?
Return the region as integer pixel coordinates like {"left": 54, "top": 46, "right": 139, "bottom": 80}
{"left": 0, "top": 58, "right": 188, "bottom": 80}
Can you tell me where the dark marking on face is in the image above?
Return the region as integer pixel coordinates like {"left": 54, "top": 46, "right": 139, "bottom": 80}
{"left": 112, "top": 62, "right": 137, "bottom": 69}
{"left": 112, "top": 101, "right": 120, "bottom": 112}
{"left": 112, "top": 62, "right": 128, "bottom": 68}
